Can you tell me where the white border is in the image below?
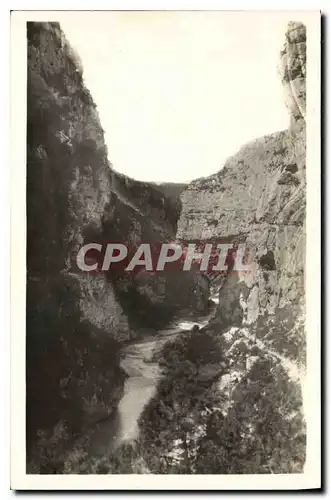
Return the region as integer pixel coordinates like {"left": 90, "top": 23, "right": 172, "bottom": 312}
{"left": 10, "top": 9, "right": 321, "bottom": 491}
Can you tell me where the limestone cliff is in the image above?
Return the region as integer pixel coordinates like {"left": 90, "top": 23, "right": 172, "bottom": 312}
{"left": 26, "top": 22, "right": 206, "bottom": 472}
{"left": 27, "top": 23, "right": 128, "bottom": 472}
{"left": 177, "top": 21, "right": 306, "bottom": 335}
{"left": 26, "top": 19, "right": 307, "bottom": 475}
{"left": 172, "top": 21, "right": 307, "bottom": 472}
{"left": 102, "top": 172, "right": 207, "bottom": 328}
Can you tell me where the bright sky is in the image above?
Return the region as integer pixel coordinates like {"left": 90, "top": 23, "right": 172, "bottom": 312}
{"left": 58, "top": 11, "right": 295, "bottom": 182}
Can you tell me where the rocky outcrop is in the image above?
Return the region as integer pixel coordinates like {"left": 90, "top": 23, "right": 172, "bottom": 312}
{"left": 177, "top": 21, "right": 306, "bottom": 333}
{"left": 177, "top": 134, "right": 306, "bottom": 328}
{"left": 26, "top": 19, "right": 307, "bottom": 475}
{"left": 102, "top": 173, "right": 208, "bottom": 328}
{"left": 174, "top": 21, "right": 307, "bottom": 472}
{"left": 27, "top": 23, "right": 129, "bottom": 472}
{"left": 279, "top": 21, "right": 306, "bottom": 123}
{"left": 26, "top": 22, "right": 207, "bottom": 472}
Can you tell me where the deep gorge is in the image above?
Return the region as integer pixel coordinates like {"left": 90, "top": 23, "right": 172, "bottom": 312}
{"left": 26, "top": 20, "right": 306, "bottom": 474}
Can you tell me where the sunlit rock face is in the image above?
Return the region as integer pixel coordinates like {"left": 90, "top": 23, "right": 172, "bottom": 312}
{"left": 173, "top": 22, "right": 307, "bottom": 473}
{"left": 177, "top": 21, "right": 306, "bottom": 332}
{"left": 26, "top": 19, "right": 308, "bottom": 475}
{"left": 26, "top": 22, "right": 207, "bottom": 472}
{"left": 279, "top": 21, "right": 306, "bottom": 122}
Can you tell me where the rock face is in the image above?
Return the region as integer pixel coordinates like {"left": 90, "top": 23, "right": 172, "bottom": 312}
{"left": 27, "top": 23, "right": 129, "bottom": 472}
{"left": 102, "top": 173, "right": 208, "bottom": 328}
{"left": 174, "top": 21, "right": 307, "bottom": 472}
{"left": 279, "top": 21, "right": 306, "bottom": 122}
{"left": 26, "top": 22, "right": 207, "bottom": 471}
{"left": 26, "top": 19, "right": 307, "bottom": 475}
{"left": 178, "top": 21, "right": 306, "bottom": 329}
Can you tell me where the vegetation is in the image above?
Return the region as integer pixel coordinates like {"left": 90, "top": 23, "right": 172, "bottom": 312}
{"left": 195, "top": 358, "right": 305, "bottom": 473}
{"left": 137, "top": 329, "right": 228, "bottom": 473}
{"left": 250, "top": 304, "right": 306, "bottom": 365}
{"left": 136, "top": 326, "right": 305, "bottom": 474}
{"left": 26, "top": 21, "right": 306, "bottom": 476}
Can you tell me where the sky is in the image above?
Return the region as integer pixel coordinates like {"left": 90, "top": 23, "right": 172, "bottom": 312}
{"left": 58, "top": 11, "right": 296, "bottom": 183}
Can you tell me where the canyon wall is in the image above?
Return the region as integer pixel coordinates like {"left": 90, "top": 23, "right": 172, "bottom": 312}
{"left": 26, "top": 21, "right": 206, "bottom": 472}
{"left": 177, "top": 21, "right": 306, "bottom": 331}
{"left": 164, "top": 21, "right": 308, "bottom": 473}
{"left": 26, "top": 19, "right": 308, "bottom": 475}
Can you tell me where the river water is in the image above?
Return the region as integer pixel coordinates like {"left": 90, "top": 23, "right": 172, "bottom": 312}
{"left": 85, "top": 316, "right": 212, "bottom": 458}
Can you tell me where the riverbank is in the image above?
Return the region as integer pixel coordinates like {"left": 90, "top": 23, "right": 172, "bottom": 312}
{"left": 86, "top": 314, "right": 213, "bottom": 457}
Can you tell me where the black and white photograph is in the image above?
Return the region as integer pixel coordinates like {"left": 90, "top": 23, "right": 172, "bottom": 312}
{"left": 10, "top": 9, "right": 321, "bottom": 490}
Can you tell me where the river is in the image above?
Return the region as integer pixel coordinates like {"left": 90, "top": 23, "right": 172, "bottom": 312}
{"left": 84, "top": 315, "right": 212, "bottom": 458}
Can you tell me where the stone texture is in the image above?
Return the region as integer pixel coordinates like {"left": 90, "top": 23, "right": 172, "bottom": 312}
{"left": 26, "top": 19, "right": 308, "bottom": 475}
{"left": 279, "top": 21, "right": 306, "bottom": 122}
{"left": 177, "top": 22, "right": 306, "bottom": 336}
{"left": 26, "top": 22, "right": 207, "bottom": 472}
{"left": 174, "top": 21, "right": 307, "bottom": 472}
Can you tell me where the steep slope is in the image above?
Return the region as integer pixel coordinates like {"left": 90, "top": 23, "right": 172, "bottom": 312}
{"left": 26, "top": 22, "right": 207, "bottom": 472}
{"left": 26, "top": 19, "right": 307, "bottom": 475}
{"left": 27, "top": 23, "right": 129, "bottom": 473}
{"left": 137, "top": 323, "right": 305, "bottom": 474}
{"left": 177, "top": 20, "right": 306, "bottom": 348}
{"left": 152, "top": 21, "right": 307, "bottom": 473}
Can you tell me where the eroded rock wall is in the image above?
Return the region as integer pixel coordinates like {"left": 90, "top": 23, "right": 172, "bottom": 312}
{"left": 177, "top": 21, "right": 306, "bottom": 339}
{"left": 27, "top": 24, "right": 130, "bottom": 472}
{"left": 26, "top": 21, "right": 206, "bottom": 471}
{"left": 172, "top": 21, "right": 307, "bottom": 472}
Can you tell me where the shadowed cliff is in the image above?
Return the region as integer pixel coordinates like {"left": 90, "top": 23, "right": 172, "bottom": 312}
{"left": 26, "top": 21, "right": 206, "bottom": 472}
